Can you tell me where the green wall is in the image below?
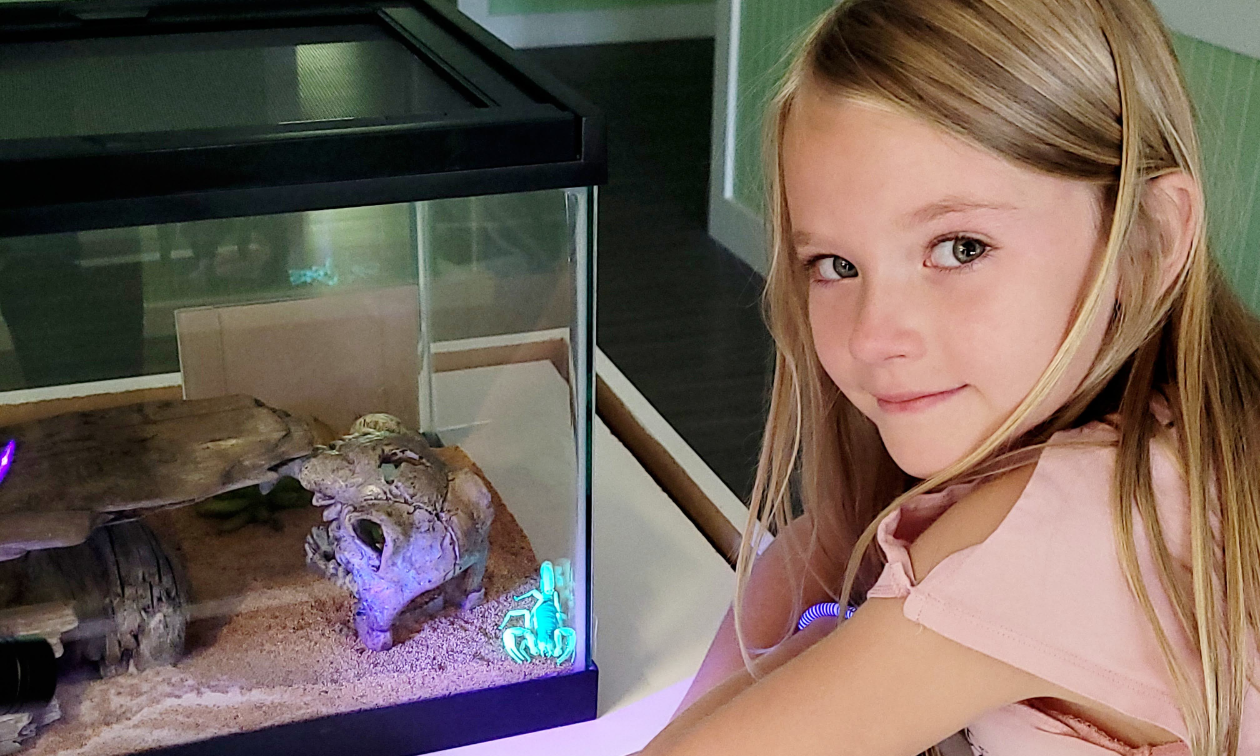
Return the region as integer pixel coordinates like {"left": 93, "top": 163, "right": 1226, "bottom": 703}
{"left": 1173, "top": 34, "right": 1260, "bottom": 307}
{"left": 731, "top": 0, "right": 829, "bottom": 213}
{"left": 489, "top": 0, "right": 709, "bottom": 15}
{"left": 728, "top": 3, "right": 1260, "bottom": 309}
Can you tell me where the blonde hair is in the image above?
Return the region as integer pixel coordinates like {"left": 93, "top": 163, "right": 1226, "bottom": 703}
{"left": 736, "top": 1, "right": 1260, "bottom": 755}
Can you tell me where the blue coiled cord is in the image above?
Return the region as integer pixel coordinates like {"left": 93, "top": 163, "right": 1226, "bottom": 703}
{"left": 797, "top": 602, "right": 857, "bottom": 632}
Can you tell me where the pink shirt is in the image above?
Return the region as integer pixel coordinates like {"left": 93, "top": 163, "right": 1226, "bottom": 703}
{"left": 866, "top": 402, "right": 1259, "bottom": 755}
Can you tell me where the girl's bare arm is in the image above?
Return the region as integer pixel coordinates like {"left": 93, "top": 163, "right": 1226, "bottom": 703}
{"left": 640, "top": 594, "right": 1051, "bottom": 756}
{"left": 673, "top": 510, "right": 851, "bottom": 716}
{"left": 642, "top": 464, "right": 1067, "bottom": 756}
{"left": 663, "top": 615, "right": 838, "bottom": 746}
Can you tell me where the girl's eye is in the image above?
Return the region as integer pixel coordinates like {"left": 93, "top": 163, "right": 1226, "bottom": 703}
{"left": 813, "top": 256, "right": 858, "bottom": 281}
{"left": 930, "top": 236, "right": 990, "bottom": 269}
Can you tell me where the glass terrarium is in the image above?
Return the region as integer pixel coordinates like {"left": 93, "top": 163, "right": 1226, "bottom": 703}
{"left": 0, "top": 2, "right": 603, "bottom": 754}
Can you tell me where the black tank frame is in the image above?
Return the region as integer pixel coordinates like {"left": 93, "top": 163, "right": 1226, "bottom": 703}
{"left": 0, "top": 0, "right": 607, "bottom": 237}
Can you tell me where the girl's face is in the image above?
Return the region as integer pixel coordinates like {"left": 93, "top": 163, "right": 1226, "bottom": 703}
{"left": 782, "top": 90, "right": 1117, "bottom": 478}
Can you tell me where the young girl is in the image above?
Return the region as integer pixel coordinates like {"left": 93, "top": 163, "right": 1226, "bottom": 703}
{"left": 636, "top": 0, "right": 1259, "bottom": 755}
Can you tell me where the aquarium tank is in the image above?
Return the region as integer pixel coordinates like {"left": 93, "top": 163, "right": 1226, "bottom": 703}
{"left": 0, "top": 1, "right": 604, "bottom": 754}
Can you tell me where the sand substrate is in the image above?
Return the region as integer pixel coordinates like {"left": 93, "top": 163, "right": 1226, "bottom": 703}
{"left": 22, "top": 448, "right": 571, "bottom": 756}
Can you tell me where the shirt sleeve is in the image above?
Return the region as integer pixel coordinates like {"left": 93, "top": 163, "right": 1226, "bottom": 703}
{"left": 865, "top": 423, "right": 1198, "bottom": 744}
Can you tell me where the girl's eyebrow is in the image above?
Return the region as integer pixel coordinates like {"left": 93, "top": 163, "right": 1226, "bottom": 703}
{"left": 792, "top": 231, "right": 818, "bottom": 249}
{"left": 903, "top": 197, "right": 1018, "bottom": 227}
{"left": 791, "top": 197, "right": 1017, "bottom": 250}
{"left": 791, "top": 232, "right": 836, "bottom": 256}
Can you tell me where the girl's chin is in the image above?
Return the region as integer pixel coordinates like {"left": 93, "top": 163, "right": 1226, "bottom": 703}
{"left": 880, "top": 434, "right": 974, "bottom": 480}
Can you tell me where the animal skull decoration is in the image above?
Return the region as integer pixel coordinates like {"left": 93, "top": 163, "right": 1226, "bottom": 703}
{"left": 298, "top": 414, "right": 494, "bottom": 651}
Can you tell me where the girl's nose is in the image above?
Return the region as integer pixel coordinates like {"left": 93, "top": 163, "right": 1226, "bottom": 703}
{"left": 847, "top": 286, "right": 926, "bottom": 365}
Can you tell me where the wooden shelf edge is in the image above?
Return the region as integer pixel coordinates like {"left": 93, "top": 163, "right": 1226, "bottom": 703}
{"left": 594, "top": 350, "right": 745, "bottom": 567}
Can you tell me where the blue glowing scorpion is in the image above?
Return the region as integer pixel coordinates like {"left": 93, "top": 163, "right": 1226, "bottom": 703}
{"left": 498, "top": 560, "right": 576, "bottom": 665}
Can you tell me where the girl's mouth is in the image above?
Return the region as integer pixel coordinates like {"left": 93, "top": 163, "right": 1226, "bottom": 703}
{"left": 875, "top": 385, "right": 966, "bottom": 414}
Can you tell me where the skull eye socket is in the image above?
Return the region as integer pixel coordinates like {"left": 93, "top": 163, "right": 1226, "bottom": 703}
{"left": 353, "top": 518, "right": 387, "bottom": 555}
{"left": 381, "top": 450, "right": 419, "bottom": 465}
{"left": 378, "top": 450, "right": 420, "bottom": 484}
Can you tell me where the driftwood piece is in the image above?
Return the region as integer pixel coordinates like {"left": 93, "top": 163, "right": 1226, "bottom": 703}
{"left": 0, "top": 603, "right": 77, "bottom": 657}
{"left": 0, "top": 395, "right": 314, "bottom": 557}
{"left": 0, "top": 521, "right": 187, "bottom": 750}
{"left": 28, "top": 520, "right": 188, "bottom": 676}
{"left": 6, "top": 520, "right": 189, "bottom": 678}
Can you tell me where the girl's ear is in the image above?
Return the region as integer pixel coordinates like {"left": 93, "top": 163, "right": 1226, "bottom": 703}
{"left": 1144, "top": 170, "right": 1202, "bottom": 298}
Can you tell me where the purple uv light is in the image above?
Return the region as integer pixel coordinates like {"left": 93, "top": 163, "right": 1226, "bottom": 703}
{"left": 0, "top": 440, "right": 14, "bottom": 487}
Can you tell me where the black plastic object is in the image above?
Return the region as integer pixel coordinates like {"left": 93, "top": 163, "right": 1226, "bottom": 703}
{"left": 0, "top": 0, "right": 607, "bottom": 237}
{"left": 0, "top": 638, "right": 57, "bottom": 717}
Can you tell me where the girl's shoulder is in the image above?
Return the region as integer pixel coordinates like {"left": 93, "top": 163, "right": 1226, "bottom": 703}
{"left": 866, "top": 392, "right": 1203, "bottom": 746}
{"left": 881, "top": 389, "right": 1183, "bottom": 561}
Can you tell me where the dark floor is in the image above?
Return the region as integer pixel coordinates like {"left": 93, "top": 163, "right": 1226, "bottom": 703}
{"left": 526, "top": 40, "right": 774, "bottom": 503}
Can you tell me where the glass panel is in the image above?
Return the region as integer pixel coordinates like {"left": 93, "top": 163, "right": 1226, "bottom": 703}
{"left": 0, "top": 205, "right": 418, "bottom": 392}
{"left": 425, "top": 190, "right": 575, "bottom": 340}
{"left": 567, "top": 186, "right": 595, "bottom": 669}
{"left": 421, "top": 187, "right": 589, "bottom": 667}
{"left": 0, "top": 187, "right": 592, "bottom": 754}
{"left": 0, "top": 24, "right": 474, "bottom": 141}
{"left": 0, "top": 187, "right": 588, "bottom": 389}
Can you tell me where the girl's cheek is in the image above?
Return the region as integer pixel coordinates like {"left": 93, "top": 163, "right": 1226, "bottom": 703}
{"left": 960, "top": 284, "right": 1062, "bottom": 405}
{"left": 808, "top": 292, "right": 856, "bottom": 366}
